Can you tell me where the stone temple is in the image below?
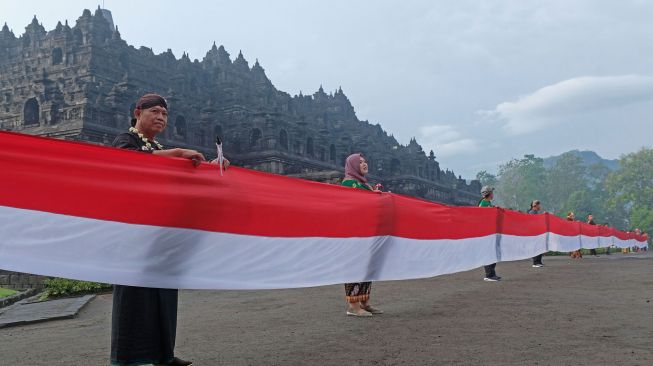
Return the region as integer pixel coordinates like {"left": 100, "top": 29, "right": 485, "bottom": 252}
{"left": 0, "top": 7, "right": 480, "bottom": 205}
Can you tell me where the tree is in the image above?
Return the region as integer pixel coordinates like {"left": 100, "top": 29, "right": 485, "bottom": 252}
{"left": 606, "top": 148, "right": 653, "bottom": 233}
{"left": 545, "top": 152, "right": 587, "bottom": 214}
{"left": 476, "top": 148, "right": 650, "bottom": 233}
{"left": 558, "top": 186, "right": 622, "bottom": 225}
{"left": 495, "top": 154, "right": 546, "bottom": 210}
{"left": 586, "top": 163, "right": 611, "bottom": 189}
{"left": 630, "top": 206, "right": 653, "bottom": 235}
{"left": 560, "top": 188, "right": 593, "bottom": 220}
{"left": 584, "top": 162, "right": 627, "bottom": 227}
{"left": 476, "top": 170, "right": 497, "bottom": 188}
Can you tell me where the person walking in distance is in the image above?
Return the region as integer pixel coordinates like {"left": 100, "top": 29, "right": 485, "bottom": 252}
{"left": 479, "top": 186, "right": 501, "bottom": 281}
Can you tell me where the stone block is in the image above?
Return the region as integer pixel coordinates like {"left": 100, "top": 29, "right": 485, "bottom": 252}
{"left": 0, "top": 275, "right": 8, "bottom": 285}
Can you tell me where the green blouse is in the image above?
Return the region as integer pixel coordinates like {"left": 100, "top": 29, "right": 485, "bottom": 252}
{"left": 478, "top": 199, "right": 493, "bottom": 207}
{"left": 342, "top": 179, "right": 372, "bottom": 191}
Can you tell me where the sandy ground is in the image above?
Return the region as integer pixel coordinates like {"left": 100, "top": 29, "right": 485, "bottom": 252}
{"left": 1, "top": 253, "right": 651, "bottom": 366}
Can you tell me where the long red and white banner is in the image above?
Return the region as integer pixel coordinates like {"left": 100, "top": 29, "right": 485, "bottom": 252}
{"left": 0, "top": 131, "right": 647, "bottom": 289}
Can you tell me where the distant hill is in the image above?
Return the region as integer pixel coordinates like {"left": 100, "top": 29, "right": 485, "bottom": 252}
{"left": 543, "top": 150, "right": 620, "bottom": 171}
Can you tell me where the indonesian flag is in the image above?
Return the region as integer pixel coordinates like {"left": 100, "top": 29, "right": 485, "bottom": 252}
{"left": 0, "top": 131, "right": 647, "bottom": 289}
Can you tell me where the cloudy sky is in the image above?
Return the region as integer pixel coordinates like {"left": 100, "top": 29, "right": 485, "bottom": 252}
{"left": 2, "top": 1, "right": 652, "bottom": 177}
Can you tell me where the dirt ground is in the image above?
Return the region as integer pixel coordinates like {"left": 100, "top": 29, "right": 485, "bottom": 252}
{"left": 1, "top": 253, "right": 651, "bottom": 366}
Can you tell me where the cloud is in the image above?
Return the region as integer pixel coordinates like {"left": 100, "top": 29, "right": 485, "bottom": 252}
{"left": 419, "top": 124, "right": 461, "bottom": 141}
{"left": 437, "top": 138, "right": 479, "bottom": 157}
{"left": 418, "top": 124, "right": 478, "bottom": 157}
{"left": 480, "top": 75, "right": 653, "bottom": 135}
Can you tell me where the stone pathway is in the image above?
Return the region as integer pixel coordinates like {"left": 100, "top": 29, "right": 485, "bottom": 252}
{"left": 0, "top": 294, "right": 95, "bottom": 328}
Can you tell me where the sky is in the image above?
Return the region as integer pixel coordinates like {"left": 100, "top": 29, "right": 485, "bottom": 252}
{"left": 2, "top": 0, "right": 652, "bottom": 178}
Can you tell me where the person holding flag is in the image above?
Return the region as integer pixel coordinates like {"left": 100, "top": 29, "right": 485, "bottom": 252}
{"left": 110, "top": 93, "right": 211, "bottom": 366}
{"left": 568, "top": 212, "right": 582, "bottom": 259}
{"left": 529, "top": 200, "right": 545, "bottom": 267}
{"left": 341, "top": 153, "right": 384, "bottom": 317}
{"left": 479, "top": 186, "right": 501, "bottom": 281}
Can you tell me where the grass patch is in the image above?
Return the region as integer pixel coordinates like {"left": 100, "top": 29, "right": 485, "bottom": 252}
{"left": 40, "top": 278, "right": 112, "bottom": 301}
{"left": 0, "top": 287, "right": 18, "bottom": 299}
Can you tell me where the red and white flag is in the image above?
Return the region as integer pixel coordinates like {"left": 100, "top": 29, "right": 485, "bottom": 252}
{"left": 0, "top": 131, "right": 646, "bottom": 289}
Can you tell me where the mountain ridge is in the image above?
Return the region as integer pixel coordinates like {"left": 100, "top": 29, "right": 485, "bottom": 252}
{"left": 543, "top": 150, "right": 619, "bottom": 171}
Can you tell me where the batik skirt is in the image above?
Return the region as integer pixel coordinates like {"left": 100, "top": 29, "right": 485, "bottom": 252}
{"left": 345, "top": 282, "right": 372, "bottom": 303}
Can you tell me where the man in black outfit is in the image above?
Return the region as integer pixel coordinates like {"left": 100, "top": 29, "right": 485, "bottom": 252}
{"left": 110, "top": 93, "right": 208, "bottom": 366}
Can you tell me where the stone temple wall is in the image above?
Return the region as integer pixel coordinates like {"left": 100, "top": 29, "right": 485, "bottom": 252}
{"left": 0, "top": 271, "right": 48, "bottom": 290}
{"left": 0, "top": 7, "right": 480, "bottom": 205}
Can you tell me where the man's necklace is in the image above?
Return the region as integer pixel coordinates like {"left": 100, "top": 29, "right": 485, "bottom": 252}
{"left": 129, "top": 127, "right": 163, "bottom": 151}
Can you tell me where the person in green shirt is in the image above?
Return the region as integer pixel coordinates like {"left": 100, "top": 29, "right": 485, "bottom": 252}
{"left": 342, "top": 153, "right": 383, "bottom": 317}
{"left": 479, "top": 186, "right": 501, "bottom": 281}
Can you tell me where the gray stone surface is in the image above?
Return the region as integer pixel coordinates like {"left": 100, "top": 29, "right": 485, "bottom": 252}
{"left": 0, "top": 7, "right": 480, "bottom": 205}
{"left": 0, "top": 294, "right": 95, "bottom": 328}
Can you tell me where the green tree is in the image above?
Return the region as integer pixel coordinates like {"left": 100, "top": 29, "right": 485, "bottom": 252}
{"left": 545, "top": 152, "right": 587, "bottom": 214}
{"left": 586, "top": 162, "right": 612, "bottom": 189}
{"left": 476, "top": 170, "right": 497, "bottom": 188}
{"left": 606, "top": 148, "right": 653, "bottom": 233}
{"left": 630, "top": 206, "right": 653, "bottom": 234}
{"left": 477, "top": 149, "right": 649, "bottom": 233}
{"left": 560, "top": 189, "right": 592, "bottom": 220}
{"left": 558, "top": 186, "right": 621, "bottom": 225}
{"left": 495, "top": 154, "right": 546, "bottom": 210}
